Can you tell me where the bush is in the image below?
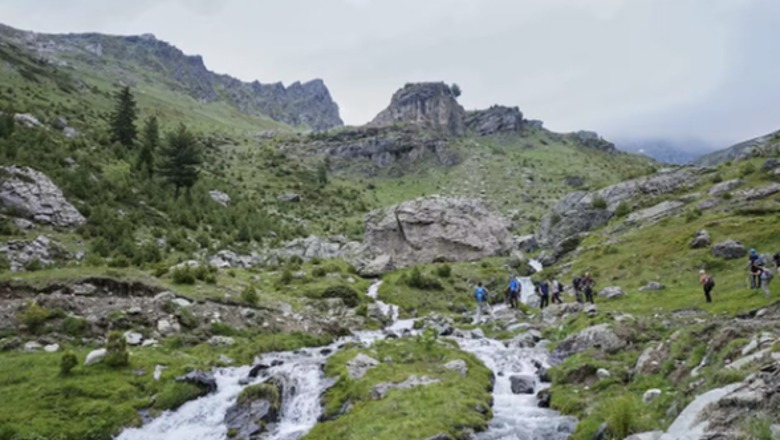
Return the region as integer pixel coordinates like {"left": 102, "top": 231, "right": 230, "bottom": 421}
{"left": 435, "top": 264, "right": 452, "bottom": 278}
{"left": 210, "top": 322, "right": 239, "bottom": 336}
{"left": 312, "top": 266, "right": 327, "bottom": 278}
{"left": 60, "top": 352, "right": 78, "bottom": 376}
{"left": 17, "top": 302, "right": 49, "bottom": 334}
{"left": 241, "top": 285, "right": 258, "bottom": 305}
{"left": 172, "top": 267, "right": 196, "bottom": 285}
{"left": 280, "top": 269, "right": 293, "bottom": 285}
{"left": 614, "top": 202, "right": 631, "bottom": 218}
{"left": 591, "top": 196, "right": 608, "bottom": 210}
{"left": 402, "top": 267, "right": 443, "bottom": 290}
{"left": 740, "top": 162, "right": 757, "bottom": 177}
{"left": 23, "top": 258, "right": 44, "bottom": 272}
{"left": 685, "top": 208, "right": 702, "bottom": 222}
{"left": 61, "top": 316, "right": 89, "bottom": 337}
{"left": 104, "top": 331, "right": 129, "bottom": 368}
{"left": 605, "top": 395, "right": 640, "bottom": 439}
{"left": 322, "top": 285, "right": 360, "bottom": 307}
{"left": 176, "top": 307, "right": 199, "bottom": 329}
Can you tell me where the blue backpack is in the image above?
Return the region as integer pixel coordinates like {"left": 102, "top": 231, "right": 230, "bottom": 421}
{"left": 475, "top": 287, "right": 487, "bottom": 302}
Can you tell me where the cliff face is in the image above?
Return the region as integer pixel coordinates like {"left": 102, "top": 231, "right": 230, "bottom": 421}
{"left": 0, "top": 24, "right": 343, "bottom": 131}
{"left": 369, "top": 82, "right": 466, "bottom": 135}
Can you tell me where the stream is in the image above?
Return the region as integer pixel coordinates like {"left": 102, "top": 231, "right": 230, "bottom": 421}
{"left": 117, "top": 272, "right": 576, "bottom": 440}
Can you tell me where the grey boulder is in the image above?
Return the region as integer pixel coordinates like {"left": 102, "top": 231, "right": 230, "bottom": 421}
{"left": 711, "top": 239, "right": 747, "bottom": 260}
{"left": 0, "top": 166, "right": 85, "bottom": 227}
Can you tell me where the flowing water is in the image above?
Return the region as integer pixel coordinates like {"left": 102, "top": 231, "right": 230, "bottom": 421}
{"left": 117, "top": 268, "right": 576, "bottom": 440}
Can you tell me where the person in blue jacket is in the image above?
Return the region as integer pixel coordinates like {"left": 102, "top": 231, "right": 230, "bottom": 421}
{"left": 748, "top": 248, "right": 761, "bottom": 289}
{"left": 474, "top": 282, "right": 494, "bottom": 323}
{"left": 508, "top": 277, "right": 520, "bottom": 309}
{"left": 539, "top": 279, "right": 550, "bottom": 309}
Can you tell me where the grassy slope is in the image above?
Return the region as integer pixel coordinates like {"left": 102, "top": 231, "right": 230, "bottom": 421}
{"left": 303, "top": 337, "right": 494, "bottom": 440}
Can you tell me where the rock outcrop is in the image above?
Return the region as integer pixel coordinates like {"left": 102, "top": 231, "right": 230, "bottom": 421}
{"left": 689, "top": 229, "right": 711, "bottom": 249}
{"left": 224, "top": 379, "right": 283, "bottom": 439}
{"left": 0, "top": 235, "right": 68, "bottom": 272}
{"left": 0, "top": 166, "right": 85, "bottom": 227}
{"left": 551, "top": 324, "right": 626, "bottom": 363}
{"left": 464, "top": 105, "right": 524, "bottom": 135}
{"left": 569, "top": 131, "right": 616, "bottom": 153}
{"left": 357, "top": 197, "right": 512, "bottom": 272}
{"left": 711, "top": 239, "right": 747, "bottom": 260}
{"left": 369, "top": 82, "right": 465, "bottom": 135}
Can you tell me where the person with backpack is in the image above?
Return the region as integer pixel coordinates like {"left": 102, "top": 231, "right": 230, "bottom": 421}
{"left": 760, "top": 266, "right": 773, "bottom": 297}
{"left": 748, "top": 248, "right": 761, "bottom": 289}
{"left": 539, "top": 279, "right": 550, "bottom": 309}
{"left": 572, "top": 275, "right": 583, "bottom": 303}
{"left": 699, "top": 269, "right": 715, "bottom": 303}
{"left": 473, "top": 282, "right": 494, "bottom": 323}
{"left": 508, "top": 277, "right": 520, "bottom": 310}
{"left": 581, "top": 272, "right": 595, "bottom": 304}
{"left": 551, "top": 279, "right": 564, "bottom": 304}
{"left": 774, "top": 252, "right": 780, "bottom": 276}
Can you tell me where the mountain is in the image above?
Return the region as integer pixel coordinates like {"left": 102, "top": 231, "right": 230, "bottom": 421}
{"left": 616, "top": 137, "right": 713, "bottom": 164}
{"left": 694, "top": 128, "right": 780, "bottom": 166}
{"left": 0, "top": 23, "right": 343, "bottom": 131}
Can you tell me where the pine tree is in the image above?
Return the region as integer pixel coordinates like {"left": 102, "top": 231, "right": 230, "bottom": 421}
{"left": 158, "top": 123, "right": 202, "bottom": 198}
{"left": 136, "top": 116, "right": 159, "bottom": 178}
{"left": 109, "top": 86, "right": 138, "bottom": 147}
{"left": 316, "top": 157, "right": 330, "bottom": 187}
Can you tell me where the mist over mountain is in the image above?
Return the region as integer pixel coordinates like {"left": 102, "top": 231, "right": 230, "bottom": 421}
{"left": 615, "top": 137, "right": 716, "bottom": 164}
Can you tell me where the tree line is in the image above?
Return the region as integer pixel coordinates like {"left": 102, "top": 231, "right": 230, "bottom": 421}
{"left": 109, "top": 86, "right": 202, "bottom": 197}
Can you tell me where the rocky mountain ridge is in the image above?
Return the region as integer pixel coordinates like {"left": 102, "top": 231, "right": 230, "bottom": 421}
{"left": 0, "top": 23, "right": 343, "bottom": 131}
{"left": 695, "top": 129, "right": 780, "bottom": 166}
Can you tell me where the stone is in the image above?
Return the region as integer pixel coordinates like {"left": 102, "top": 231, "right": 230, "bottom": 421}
{"left": 358, "top": 254, "right": 394, "bottom": 277}
{"left": 277, "top": 193, "right": 301, "bottom": 202}
{"left": 625, "top": 201, "right": 684, "bottom": 225}
{"left": 698, "top": 198, "right": 720, "bottom": 210}
{"left": 23, "top": 341, "right": 42, "bottom": 352}
{"left": 175, "top": 370, "right": 217, "bottom": 394}
{"left": 127, "top": 306, "right": 143, "bottom": 315}
{"left": 13, "top": 218, "right": 34, "bottom": 230}
{"left": 273, "top": 235, "right": 361, "bottom": 263}
{"left": 358, "top": 197, "right": 511, "bottom": 272}
{"left": 639, "top": 282, "right": 665, "bottom": 292}
{"left": 208, "top": 250, "right": 256, "bottom": 269}
{"left": 154, "top": 291, "right": 176, "bottom": 302}
{"left": 584, "top": 304, "right": 598, "bottom": 317}
{"left": 443, "top": 359, "right": 468, "bottom": 377}
{"left": 224, "top": 378, "right": 282, "bottom": 439}
{"left": 171, "top": 298, "right": 191, "bottom": 308}
{"left": 514, "top": 234, "right": 539, "bottom": 252}
{"left": 208, "top": 190, "right": 230, "bottom": 207}
{"left": 72, "top": 283, "right": 97, "bottom": 296}
{"left": 85, "top": 348, "right": 107, "bottom": 365}
{"left": 0, "top": 166, "right": 86, "bottom": 227}
{"left": 711, "top": 239, "right": 747, "bottom": 260}
{"left": 369, "top": 82, "right": 466, "bottom": 135}
{"left": 123, "top": 331, "right": 143, "bottom": 346}
{"left": 537, "top": 389, "right": 552, "bottom": 408}
{"left": 596, "top": 368, "right": 611, "bottom": 379}
{"left": 13, "top": 113, "right": 41, "bottom": 127}
{"left": 1, "top": 235, "right": 67, "bottom": 272}
{"left": 659, "top": 383, "right": 741, "bottom": 440}
{"left": 635, "top": 343, "right": 668, "bottom": 375}
{"left": 551, "top": 324, "right": 627, "bottom": 362}
{"left": 571, "top": 130, "right": 616, "bottom": 152}
{"left": 371, "top": 375, "right": 440, "bottom": 399}
{"left": 346, "top": 353, "right": 380, "bottom": 380}
{"left": 471, "top": 328, "right": 485, "bottom": 339}
{"left": 643, "top": 388, "right": 662, "bottom": 403}
{"left": 248, "top": 364, "right": 271, "bottom": 378}
{"left": 63, "top": 127, "right": 79, "bottom": 139}
{"left": 465, "top": 105, "right": 523, "bottom": 135}
{"left": 509, "top": 375, "right": 535, "bottom": 394}
{"left": 734, "top": 182, "right": 780, "bottom": 201}
{"left": 598, "top": 286, "right": 625, "bottom": 299}
{"left": 208, "top": 336, "right": 235, "bottom": 346}
{"left": 153, "top": 365, "right": 167, "bottom": 381}
{"left": 156, "top": 319, "right": 180, "bottom": 337}
{"left": 689, "top": 229, "right": 711, "bottom": 249}
{"left": 142, "top": 339, "right": 159, "bottom": 347}
{"left": 709, "top": 178, "right": 742, "bottom": 196}
{"left": 43, "top": 343, "right": 60, "bottom": 352}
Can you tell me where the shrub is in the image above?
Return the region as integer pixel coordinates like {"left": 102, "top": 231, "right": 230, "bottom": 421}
{"left": 210, "top": 322, "right": 239, "bottom": 336}
{"left": 61, "top": 316, "right": 89, "bottom": 337}
{"left": 60, "top": 352, "right": 78, "bottom": 376}
{"left": 17, "top": 302, "right": 49, "bottom": 334}
{"left": 402, "top": 267, "right": 443, "bottom": 290}
{"left": 172, "top": 267, "right": 196, "bottom": 285}
{"left": 685, "top": 208, "right": 702, "bottom": 222}
{"left": 322, "top": 285, "right": 360, "bottom": 307}
{"left": 435, "top": 264, "right": 452, "bottom": 278}
{"left": 312, "top": 266, "right": 327, "bottom": 278}
{"left": 176, "top": 307, "right": 199, "bottom": 329}
{"left": 740, "top": 162, "right": 756, "bottom": 177}
{"left": 591, "top": 196, "right": 608, "bottom": 210}
{"left": 279, "top": 269, "right": 293, "bottom": 285}
{"left": 104, "top": 331, "right": 129, "bottom": 368}
{"left": 23, "top": 258, "right": 44, "bottom": 272}
{"left": 605, "top": 395, "right": 640, "bottom": 439}
{"left": 711, "top": 173, "right": 723, "bottom": 183}
{"left": 241, "top": 285, "right": 258, "bottom": 305}
{"left": 614, "top": 201, "right": 631, "bottom": 218}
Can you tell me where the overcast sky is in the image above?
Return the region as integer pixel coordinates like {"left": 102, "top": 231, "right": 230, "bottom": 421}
{"left": 1, "top": 0, "right": 778, "bottom": 150}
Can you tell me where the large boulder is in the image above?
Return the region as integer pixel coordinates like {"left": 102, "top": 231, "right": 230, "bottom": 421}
{"left": 733, "top": 183, "right": 780, "bottom": 201}
{"left": 509, "top": 375, "right": 535, "bottom": 394}
{"left": 275, "top": 235, "right": 361, "bottom": 262}
{"left": 208, "top": 190, "right": 230, "bottom": 207}
{"left": 175, "top": 370, "right": 217, "bottom": 394}
{"left": 0, "top": 166, "right": 85, "bottom": 227}
{"left": 708, "top": 179, "right": 741, "bottom": 196}
{"left": 358, "top": 197, "right": 511, "bottom": 271}
{"left": 551, "top": 324, "right": 627, "bottom": 363}
{"left": 464, "top": 105, "right": 524, "bottom": 135}
{"left": 369, "top": 82, "right": 466, "bottom": 136}
{"left": 346, "top": 353, "right": 380, "bottom": 380}
{"left": 711, "top": 240, "right": 747, "bottom": 260}
{"left": 689, "top": 229, "right": 711, "bottom": 249}
{"left": 598, "top": 286, "right": 625, "bottom": 300}
{"left": 371, "top": 375, "right": 440, "bottom": 400}
{"left": 224, "top": 379, "right": 282, "bottom": 439}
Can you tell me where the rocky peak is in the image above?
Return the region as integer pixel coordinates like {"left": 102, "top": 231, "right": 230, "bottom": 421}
{"left": 569, "top": 130, "right": 616, "bottom": 153}
{"left": 465, "top": 105, "right": 524, "bottom": 135}
{"left": 369, "top": 82, "right": 466, "bottom": 135}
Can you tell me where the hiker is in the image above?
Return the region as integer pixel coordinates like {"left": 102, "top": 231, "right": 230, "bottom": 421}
{"left": 473, "top": 282, "right": 494, "bottom": 323}
{"left": 551, "top": 279, "right": 564, "bottom": 304}
{"left": 539, "top": 279, "right": 550, "bottom": 309}
{"left": 572, "top": 275, "right": 583, "bottom": 303}
{"left": 760, "top": 266, "right": 773, "bottom": 297}
{"left": 508, "top": 277, "right": 520, "bottom": 310}
{"left": 774, "top": 252, "right": 780, "bottom": 275}
{"left": 748, "top": 248, "right": 761, "bottom": 289}
{"left": 581, "top": 272, "right": 595, "bottom": 304}
{"left": 699, "top": 269, "right": 715, "bottom": 303}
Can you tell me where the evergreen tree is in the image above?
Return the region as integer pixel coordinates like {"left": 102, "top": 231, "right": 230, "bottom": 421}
{"left": 316, "top": 157, "right": 330, "bottom": 187}
{"left": 158, "top": 123, "right": 202, "bottom": 198}
{"left": 109, "top": 86, "right": 138, "bottom": 147}
{"left": 0, "top": 111, "right": 14, "bottom": 139}
{"left": 136, "top": 116, "right": 159, "bottom": 178}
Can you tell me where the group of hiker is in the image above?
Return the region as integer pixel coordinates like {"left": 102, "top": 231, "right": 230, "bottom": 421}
{"left": 472, "top": 272, "right": 598, "bottom": 322}
{"left": 698, "top": 248, "right": 779, "bottom": 303}
{"left": 473, "top": 248, "right": 780, "bottom": 321}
